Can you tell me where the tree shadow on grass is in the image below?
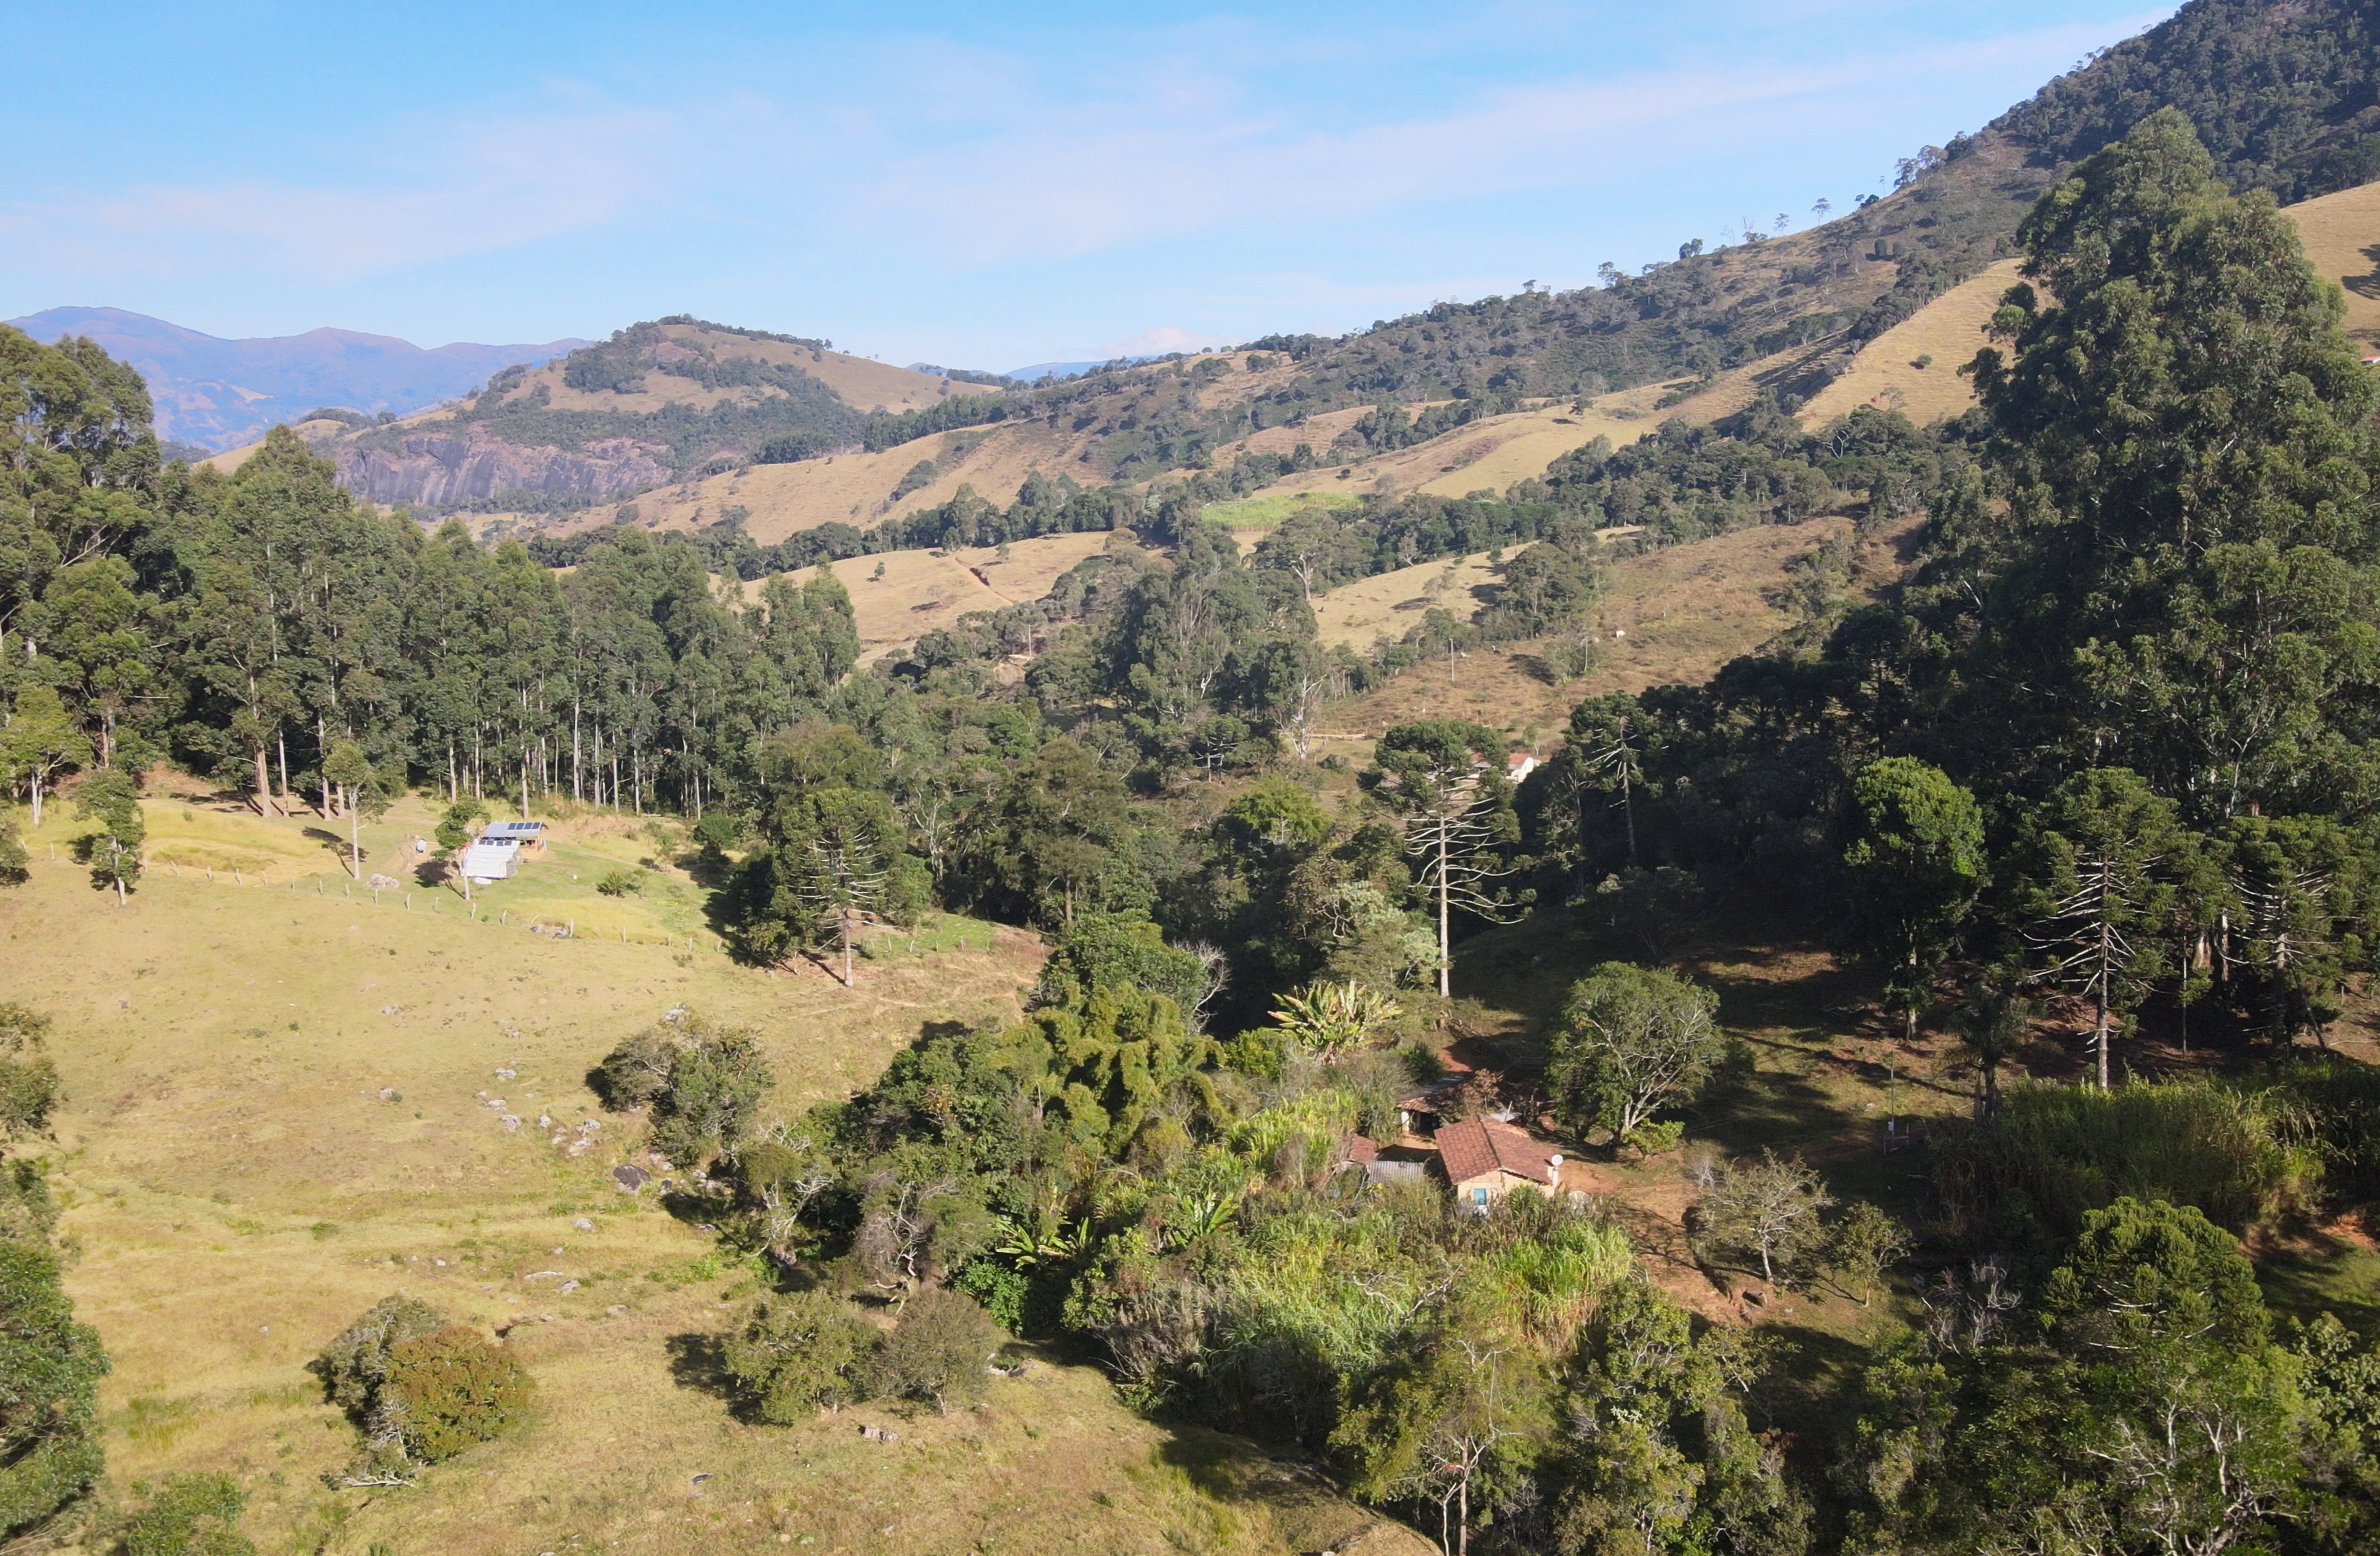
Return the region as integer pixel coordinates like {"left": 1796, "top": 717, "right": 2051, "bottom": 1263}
{"left": 1151, "top": 1426, "right": 1399, "bottom": 1556}
{"left": 659, "top": 1184, "right": 734, "bottom": 1227}
{"left": 1688, "top": 1040, "right": 1873, "bottom": 1158}
{"left": 2348, "top": 242, "right": 2380, "bottom": 301}
{"left": 300, "top": 825, "right": 365, "bottom": 879}
{"left": 677, "top": 844, "right": 733, "bottom": 890}
{"left": 665, "top": 1331, "right": 762, "bottom": 1419}
{"left": 1510, "top": 651, "right": 1565, "bottom": 686}
{"left": 1741, "top": 1317, "right": 1878, "bottom": 1513}
{"left": 2254, "top": 1224, "right": 2380, "bottom": 1336}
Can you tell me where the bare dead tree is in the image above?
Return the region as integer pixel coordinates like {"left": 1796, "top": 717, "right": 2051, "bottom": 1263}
{"left": 1406, "top": 792, "right": 1523, "bottom": 999}
{"left": 1376, "top": 733, "right": 1526, "bottom": 998}
{"left": 2028, "top": 846, "right": 2159, "bottom": 1091}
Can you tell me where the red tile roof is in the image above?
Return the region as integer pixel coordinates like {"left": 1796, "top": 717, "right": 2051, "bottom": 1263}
{"left": 1433, "top": 1117, "right": 1559, "bottom": 1187}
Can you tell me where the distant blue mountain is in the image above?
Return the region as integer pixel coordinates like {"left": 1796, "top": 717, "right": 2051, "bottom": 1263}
{"left": 1002, "top": 356, "right": 1162, "bottom": 383}
{"left": 6, "top": 307, "right": 585, "bottom": 451}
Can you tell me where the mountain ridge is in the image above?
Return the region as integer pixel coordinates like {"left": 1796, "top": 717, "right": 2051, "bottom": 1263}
{"left": 4, "top": 305, "right": 586, "bottom": 451}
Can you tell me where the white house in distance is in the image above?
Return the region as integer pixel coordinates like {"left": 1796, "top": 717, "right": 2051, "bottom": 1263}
{"left": 460, "top": 821, "right": 545, "bottom": 884}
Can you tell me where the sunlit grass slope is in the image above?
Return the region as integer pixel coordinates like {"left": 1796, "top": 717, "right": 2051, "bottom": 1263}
{"left": 0, "top": 790, "right": 1427, "bottom": 1555}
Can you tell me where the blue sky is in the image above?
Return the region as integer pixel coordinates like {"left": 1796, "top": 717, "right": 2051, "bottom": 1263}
{"left": 5, "top": 1, "right": 2167, "bottom": 371}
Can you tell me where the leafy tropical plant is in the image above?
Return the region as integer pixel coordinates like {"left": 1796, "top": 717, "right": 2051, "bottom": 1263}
{"left": 1270, "top": 979, "right": 1404, "bottom": 1057}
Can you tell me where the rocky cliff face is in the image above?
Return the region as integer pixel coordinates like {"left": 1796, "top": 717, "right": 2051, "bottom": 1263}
{"left": 335, "top": 429, "right": 670, "bottom": 509}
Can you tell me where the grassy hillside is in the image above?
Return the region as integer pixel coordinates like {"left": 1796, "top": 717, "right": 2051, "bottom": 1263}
{"left": 1308, "top": 515, "right": 1904, "bottom": 748}
{"left": 203, "top": 321, "right": 997, "bottom": 514}
{"left": 1804, "top": 176, "right": 2380, "bottom": 425}
{"left": 2283, "top": 175, "right": 2380, "bottom": 343}
{"left": 1796, "top": 259, "right": 2023, "bottom": 426}
{"left": 766, "top": 530, "right": 1143, "bottom": 661}
{"left": 0, "top": 787, "right": 1432, "bottom": 1556}
{"left": 608, "top": 416, "right": 1086, "bottom": 544}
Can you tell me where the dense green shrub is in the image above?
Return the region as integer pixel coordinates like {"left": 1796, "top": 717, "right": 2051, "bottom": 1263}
{"left": 865, "top": 1287, "right": 999, "bottom": 1413}
{"left": 0, "top": 1161, "right": 58, "bottom": 1247}
{"left": 592, "top": 1027, "right": 677, "bottom": 1111}
{"left": 0, "top": 1240, "right": 107, "bottom": 1538}
{"left": 0, "top": 1006, "right": 60, "bottom": 1140}
{"left": 118, "top": 1471, "right": 253, "bottom": 1556}
{"left": 594, "top": 1015, "right": 775, "bottom": 1165}
{"left": 720, "top": 1290, "right": 875, "bottom": 1421}
{"left": 313, "top": 1295, "right": 447, "bottom": 1419}
{"left": 384, "top": 1327, "right": 533, "bottom": 1461}
{"left": 649, "top": 1024, "right": 774, "bottom": 1166}
{"left": 1034, "top": 912, "right": 1209, "bottom": 1016}
{"left": 314, "top": 1297, "right": 525, "bottom": 1471}
{"left": 950, "top": 1259, "right": 1029, "bottom": 1331}
{"left": 2269, "top": 1055, "right": 2380, "bottom": 1212}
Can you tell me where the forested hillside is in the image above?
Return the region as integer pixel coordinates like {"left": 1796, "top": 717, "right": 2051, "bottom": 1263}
{"left": 9, "top": 3, "right": 2380, "bottom": 1554}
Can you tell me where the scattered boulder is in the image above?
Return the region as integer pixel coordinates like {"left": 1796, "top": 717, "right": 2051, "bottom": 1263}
{"left": 611, "top": 1164, "right": 650, "bottom": 1193}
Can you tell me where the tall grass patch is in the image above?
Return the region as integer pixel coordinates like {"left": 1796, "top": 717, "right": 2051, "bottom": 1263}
{"left": 1938, "top": 1081, "right": 2317, "bottom": 1241}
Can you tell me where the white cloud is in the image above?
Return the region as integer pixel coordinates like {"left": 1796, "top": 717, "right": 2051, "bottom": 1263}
{"left": 841, "top": 19, "right": 2138, "bottom": 265}
{"left": 0, "top": 8, "right": 2158, "bottom": 302}
{"left": 15, "top": 101, "right": 683, "bottom": 282}
{"left": 1102, "top": 325, "right": 1237, "bottom": 357}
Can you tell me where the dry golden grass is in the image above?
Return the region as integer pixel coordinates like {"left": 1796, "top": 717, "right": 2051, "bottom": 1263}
{"left": 1227, "top": 358, "right": 1783, "bottom": 514}
{"left": 760, "top": 530, "right": 1143, "bottom": 659}
{"left": 1410, "top": 401, "right": 1666, "bottom": 498}
{"left": 1804, "top": 177, "right": 2380, "bottom": 426}
{"left": 1, "top": 787, "right": 1426, "bottom": 1556}
{"left": 1310, "top": 552, "right": 1507, "bottom": 652}
{"left": 632, "top": 418, "right": 1083, "bottom": 545}
{"left": 1229, "top": 406, "right": 1376, "bottom": 460}
{"left": 1236, "top": 384, "right": 1685, "bottom": 509}
{"left": 494, "top": 326, "right": 986, "bottom": 421}
{"left": 1312, "top": 517, "right": 1863, "bottom": 744}
{"left": 2283, "top": 177, "right": 2380, "bottom": 342}
{"left": 1797, "top": 259, "right": 2020, "bottom": 426}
